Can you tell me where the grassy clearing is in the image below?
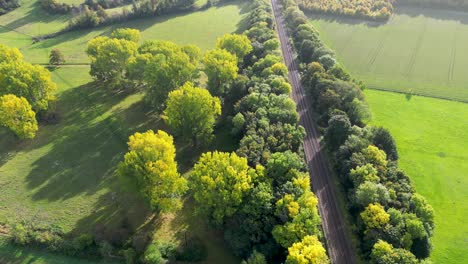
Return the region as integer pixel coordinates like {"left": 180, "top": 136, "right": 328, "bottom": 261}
{"left": 365, "top": 89, "right": 468, "bottom": 264}
{"left": 309, "top": 6, "right": 468, "bottom": 102}
{"left": 0, "top": 1, "right": 248, "bottom": 64}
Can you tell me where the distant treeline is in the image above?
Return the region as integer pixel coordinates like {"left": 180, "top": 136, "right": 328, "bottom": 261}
{"left": 296, "top": 0, "right": 468, "bottom": 21}
{"left": 397, "top": 0, "right": 468, "bottom": 11}
{"left": 0, "top": 0, "right": 19, "bottom": 14}
{"left": 38, "top": 0, "right": 135, "bottom": 14}
{"left": 296, "top": 0, "right": 394, "bottom": 21}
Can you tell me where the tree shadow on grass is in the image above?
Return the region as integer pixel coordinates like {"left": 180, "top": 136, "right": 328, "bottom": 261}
{"left": 394, "top": 5, "right": 468, "bottom": 24}
{"left": 4, "top": 1, "right": 69, "bottom": 33}
{"left": 24, "top": 82, "right": 158, "bottom": 202}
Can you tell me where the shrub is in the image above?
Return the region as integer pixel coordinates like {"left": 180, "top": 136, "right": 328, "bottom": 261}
{"left": 175, "top": 236, "right": 207, "bottom": 262}
{"left": 143, "top": 243, "right": 163, "bottom": 264}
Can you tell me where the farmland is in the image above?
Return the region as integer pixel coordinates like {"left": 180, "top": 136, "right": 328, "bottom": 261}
{"left": 366, "top": 89, "right": 468, "bottom": 263}
{"left": 0, "top": 0, "right": 248, "bottom": 262}
{"left": 310, "top": 6, "right": 468, "bottom": 102}
{"left": 0, "top": 0, "right": 246, "bottom": 64}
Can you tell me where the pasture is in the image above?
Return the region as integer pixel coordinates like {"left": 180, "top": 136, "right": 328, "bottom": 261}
{"left": 0, "top": 0, "right": 247, "bottom": 64}
{"left": 310, "top": 6, "right": 468, "bottom": 102}
{"left": 365, "top": 89, "right": 468, "bottom": 264}
{"left": 0, "top": 0, "right": 247, "bottom": 261}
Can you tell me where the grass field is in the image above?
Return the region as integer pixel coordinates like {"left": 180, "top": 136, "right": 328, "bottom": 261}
{"left": 365, "top": 89, "right": 468, "bottom": 264}
{"left": 309, "top": 6, "right": 468, "bottom": 102}
{"left": 0, "top": 0, "right": 247, "bottom": 64}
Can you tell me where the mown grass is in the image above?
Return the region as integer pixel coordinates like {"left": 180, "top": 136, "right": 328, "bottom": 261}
{"left": 365, "top": 89, "right": 468, "bottom": 264}
{"left": 0, "top": 0, "right": 248, "bottom": 64}
{"left": 309, "top": 6, "right": 468, "bottom": 102}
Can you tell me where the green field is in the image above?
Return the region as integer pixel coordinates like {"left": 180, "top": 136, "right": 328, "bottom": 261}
{"left": 0, "top": 0, "right": 247, "bottom": 261}
{"left": 310, "top": 6, "right": 468, "bottom": 102}
{"left": 365, "top": 89, "right": 468, "bottom": 264}
{"left": 0, "top": 0, "right": 247, "bottom": 64}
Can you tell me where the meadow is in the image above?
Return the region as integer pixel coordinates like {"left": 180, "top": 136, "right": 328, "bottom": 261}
{"left": 310, "top": 6, "right": 468, "bottom": 102}
{"left": 0, "top": 0, "right": 247, "bottom": 261}
{"left": 365, "top": 89, "right": 468, "bottom": 264}
{"left": 0, "top": 0, "right": 247, "bottom": 64}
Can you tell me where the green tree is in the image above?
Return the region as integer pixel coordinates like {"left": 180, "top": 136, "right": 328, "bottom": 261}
{"left": 324, "top": 113, "right": 352, "bottom": 151}
{"left": 49, "top": 48, "right": 65, "bottom": 65}
{"left": 86, "top": 36, "right": 138, "bottom": 85}
{"left": 216, "top": 34, "right": 253, "bottom": 62}
{"left": 241, "top": 250, "right": 267, "bottom": 264}
{"left": 355, "top": 181, "right": 390, "bottom": 207}
{"left": 370, "top": 240, "right": 418, "bottom": 264}
{"left": 203, "top": 48, "right": 238, "bottom": 96}
{"left": 349, "top": 163, "right": 380, "bottom": 187}
{"left": 361, "top": 203, "right": 390, "bottom": 230}
{"left": 111, "top": 28, "right": 141, "bottom": 43}
{"left": 136, "top": 41, "right": 199, "bottom": 109}
{"left": 163, "top": 82, "right": 221, "bottom": 145}
{"left": 266, "top": 151, "right": 305, "bottom": 186}
{"left": 0, "top": 94, "right": 37, "bottom": 139}
{"left": 285, "top": 235, "right": 329, "bottom": 264}
{"left": 190, "top": 151, "right": 260, "bottom": 225}
{"left": 118, "top": 130, "right": 187, "bottom": 212}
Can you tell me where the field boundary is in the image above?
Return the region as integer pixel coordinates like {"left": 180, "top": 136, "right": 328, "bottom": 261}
{"left": 366, "top": 84, "right": 468, "bottom": 104}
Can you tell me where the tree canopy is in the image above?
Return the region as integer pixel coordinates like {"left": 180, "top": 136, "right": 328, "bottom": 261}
{"left": 190, "top": 151, "right": 261, "bottom": 225}
{"left": 163, "top": 82, "right": 221, "bottom": 145}
{"left": 285, "top": 235, "right": 329, "bottom": 264}
{"left": 216, "top": 34, "right": 253, "bottom": 62}
{"left": 203, "top": 48, "right": 238, "bottom": 96}
{"left": 0, "top": 94, "right": 38, "bottom": 139}
{"left": 118, "top": 130, "right": 187, "bottom": 212}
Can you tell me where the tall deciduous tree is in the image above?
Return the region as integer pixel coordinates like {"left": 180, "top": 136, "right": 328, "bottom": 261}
{"left": 216, "top": 34, "right": 253, "bottom": 62}
{"left": 163, "top": 82, "right": 221, "bottom": 145}
{"left": 285, "top": 235, "right": 329, "bottom": 264}
{"left": 361, "top": 203, "right": 390, "bottom": 230}
{"left": 0, "top": 60, "right": 56, "bottom": 111}
{"left": 86, "top": 36, "right": 138, "bottom": 85}
{"left": 118, "top": 130, "right": 187, "bottom": 213}
{"left": 135, "top": 41, "right": 199, "bottom": 109}
{"left": 49, "top": 49, "right": 66, "bottom": 66}
{"left": 190, "top": 151, "right": 260, "bottom": 225}
{"left": 111, "top": 28, "right": 141, "bottom": 43}
{"left": 0, "top": 94, "right": 38, "bottom": 139}
{"left": 203, "top": 48, "right": 238, "bottom": 96}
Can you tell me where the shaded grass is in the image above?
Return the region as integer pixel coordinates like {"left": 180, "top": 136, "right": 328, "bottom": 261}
{"left": 310, "top": 6, "right": 468, "bottom": 102}
{"left": 365, "top": 89, "right": 468, "bottom": 264}
{"left": 0, "top": 237, "right": 119, "bottom": 264}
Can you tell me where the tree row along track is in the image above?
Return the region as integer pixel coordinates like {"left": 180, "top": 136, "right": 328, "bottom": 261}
{"left": 270, "top": 0, "right": 357, "bottom": 263}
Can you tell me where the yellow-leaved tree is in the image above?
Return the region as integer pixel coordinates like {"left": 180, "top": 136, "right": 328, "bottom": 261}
{"left": 285, "top": 235, "right": 329, "bottom": 264}
{"left": 118, "top": 130, "right": 187, "bottom": 213}
{"left": 0, "top": 94, "right": 38, "bottom": 139}
{"left": 361, "top": 203, "right": 390, "bottom": 230}
{"left": 190, "top": 151, "right": 261, "bottom": 225}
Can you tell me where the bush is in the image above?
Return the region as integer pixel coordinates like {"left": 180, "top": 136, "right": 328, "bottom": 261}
{"left": 175, "top": 236, "right": 207, "bottom": 262}
{"left": 10, "top": 223, "right": 30, "bottom": 245}
{"left": 143, "top": 243, "right": 163, "bottom": 264}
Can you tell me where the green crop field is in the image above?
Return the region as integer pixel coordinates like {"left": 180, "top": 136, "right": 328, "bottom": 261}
{"left": 309, "top": 6, "right": 468, "bottom": 102}
{"left": 0, "top": 0, "right": 247, "bottom": 64}
{"left": 0, "top": 0, "right": 247, "bottom": 261}
{"left": 365, "top": 89, "right": 468, "bottom": 264}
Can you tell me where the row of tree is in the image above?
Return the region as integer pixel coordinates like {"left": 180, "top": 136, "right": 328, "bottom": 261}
{"left": 296, "top": 0, "right": 394, "bottom": 21}
{"left": 279, "top": 0, "right": 435, "bottom": 263}
{"left": 0, "top": 0, "right": 19, "bottom": 14}
{"left": 207, "top": 0, "right": 329, "bottom": 263}
{"left": 397, "top": 0, "right": 468, "bottom": 10}
{"left": 64, "top": 0, "right": 195, "bottom": 32}
{"left": 0, "top": 44, "right": 57, "bottom": 139}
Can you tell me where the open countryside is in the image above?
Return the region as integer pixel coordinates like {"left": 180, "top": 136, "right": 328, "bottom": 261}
{"left": 311, "top": 6, "right": 468, "bottom": 101}
{"left": 0, "top": 0, "right": 466, "bottom": 263}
